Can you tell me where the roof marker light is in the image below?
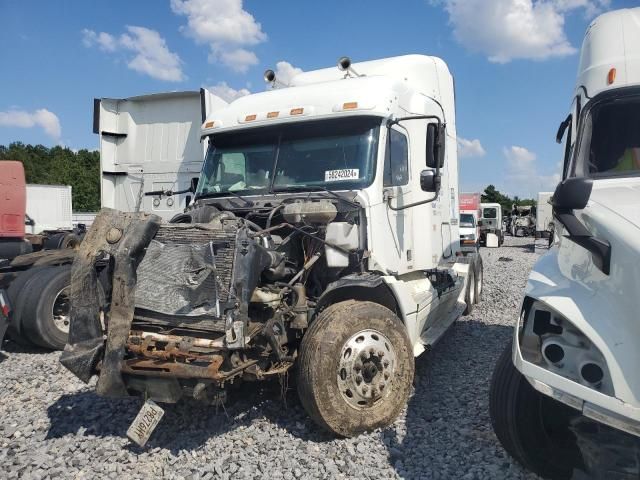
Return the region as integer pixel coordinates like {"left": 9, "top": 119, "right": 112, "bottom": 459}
{"left": 267, "top": 111, "right": 279, "bottom": 118}
{"left": 343, "top": 102, "right": 358, "bottom": 110}
{"left": 608, "top": 68, "right": 617, "bottom": 85}
{"left": 290, "top": 108, "right": 304, "bottom": 115}
{"left": 204, "top": 121, "right": 215, "bottom": 128}
{"left": 245, "top": 114, "right": 257, "bottom": 121}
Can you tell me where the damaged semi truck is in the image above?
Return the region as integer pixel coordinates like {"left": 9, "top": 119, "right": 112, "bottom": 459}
{"left": 61, "top": 55, "right": 483, "bottom": 437}
{"left": 490, "top": 7, "right": 640, "bottom": 479}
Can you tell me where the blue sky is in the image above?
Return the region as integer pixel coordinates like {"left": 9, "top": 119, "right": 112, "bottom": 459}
{"left": 0, "top": 0, "right": 634, "bottom": 197}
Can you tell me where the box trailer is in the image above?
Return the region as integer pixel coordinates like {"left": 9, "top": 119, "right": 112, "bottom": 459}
{"left": 25, "top": 184, "right": 73, "bottom": 234}
{"left": 535, "top": 191, "right": 553, "bottom": 238}
{"left": 459, "top": 193, "right": 481, "bottom": 252}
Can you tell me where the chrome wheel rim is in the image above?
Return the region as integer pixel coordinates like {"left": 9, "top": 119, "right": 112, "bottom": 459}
{"left": 52, "top": 286, "right": 71, "bottom": 334}
{"left": 337, "top": 329, "right": 396, "bottom": 409}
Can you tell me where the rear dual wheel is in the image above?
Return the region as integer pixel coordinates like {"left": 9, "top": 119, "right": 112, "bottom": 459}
{"left": 297, "top": 301, "right": 414, "bottom": 437}
{"left": 8, "top": 265, "right": 73, "bottom": 350}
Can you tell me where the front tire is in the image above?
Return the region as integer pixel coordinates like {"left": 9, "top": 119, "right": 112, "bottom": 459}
{"left": 489, "top": 342, "right": 582, "bottom": 479}
{"left": 297, "top": 300, "right": 414, "bottom": 437}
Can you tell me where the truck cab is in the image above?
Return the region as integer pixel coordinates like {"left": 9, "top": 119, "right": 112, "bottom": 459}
{"left": 480, "top": 202, "right": 504, "bottom": 247}
{"left": 490, "top": 8, "right": 640, "bottom": 478}
{"left": 62, "top": 55, "right": 483, "bottom": 439}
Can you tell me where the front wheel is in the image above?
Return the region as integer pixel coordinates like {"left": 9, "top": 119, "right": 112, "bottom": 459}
{"left": 297, "top": 301, "right": 414, "bottom": 437}
{"left": 489, "top": 342, "right": 582, "bottom": 479}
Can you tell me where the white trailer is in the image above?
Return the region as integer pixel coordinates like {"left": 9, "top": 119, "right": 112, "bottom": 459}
{"left": 25, "top": 184, "right": 73, "bottom": 234}
{"left": 535, "top": 191, "right": 553, "bottom": 237}
{"left": 490, "top": 7, "right": 640, "bottom": 478}
{"left": 62, "top": 54, "right": 484, "bottom": 439}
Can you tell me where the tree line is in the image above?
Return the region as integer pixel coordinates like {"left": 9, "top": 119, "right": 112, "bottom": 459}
{"left": 0, "top": 142, "right": 100, "bottom": 212}
{"left": 481, "top": 184, "right": 536, "bottom": 214}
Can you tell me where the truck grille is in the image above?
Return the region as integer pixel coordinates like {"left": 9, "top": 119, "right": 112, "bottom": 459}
{"left": 133, "top": 222, "right": 239, "bottom": 328}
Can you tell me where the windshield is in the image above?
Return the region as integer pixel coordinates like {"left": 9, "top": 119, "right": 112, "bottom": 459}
{"left": 460, "top": 214, "right": 475, "bottom": 228}
{"left": 483, "top": 208, "right": 497, "bottom": 219}
{"left": 574, "top": 93, "right": 640, "bottom": 177}
{"left": 196, "top": 117, "right": 381, "bottom": 197}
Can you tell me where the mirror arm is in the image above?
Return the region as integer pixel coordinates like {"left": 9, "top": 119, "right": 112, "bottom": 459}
{"left": 387, "top": 191, "right": 439, "bottom": 211}
{"left": 144, "top": 186, "right": 194, "bottom": 197}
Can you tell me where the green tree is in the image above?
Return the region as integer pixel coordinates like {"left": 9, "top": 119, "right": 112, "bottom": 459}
{"left": 0, "top": 142, "right": 100, "bottom": 211}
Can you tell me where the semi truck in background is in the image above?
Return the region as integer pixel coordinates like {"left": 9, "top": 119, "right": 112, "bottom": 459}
{"left": 535, "top": 191, "right": 554, "bottom": 241}
{"left": 0, "top": 89, "right": 222, "bottom": 350}
{"left": 459, "top": 193, "right": 481, "bottom": 252}
{"left": 490, "top": 7, "right": 640, "bottom": 478}
{"left": 480, "top": 202, "right": 504, "bottom": 247}
{"left": 508, "top": 204, "right": 536, "bottom": 237}
{"left": 61, "top": 54, "right": 484, "bottom": 440}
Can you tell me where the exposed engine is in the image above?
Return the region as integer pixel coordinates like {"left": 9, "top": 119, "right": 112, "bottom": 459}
{"left": 116, "top": 195, "right": 365, "bottom": 402}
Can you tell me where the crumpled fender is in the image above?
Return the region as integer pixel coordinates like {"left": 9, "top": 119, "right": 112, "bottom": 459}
{"left": 60, "top": 208, "right": 161, "bottom": 396}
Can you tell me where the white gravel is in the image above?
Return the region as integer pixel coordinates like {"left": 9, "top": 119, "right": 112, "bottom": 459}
{"left": 0, "top": 236, "right": 544, "bottom": 479}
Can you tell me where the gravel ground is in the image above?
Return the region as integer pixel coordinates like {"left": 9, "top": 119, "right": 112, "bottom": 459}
{"left": 0, "top": 236, "right": 545, "bottom": 480}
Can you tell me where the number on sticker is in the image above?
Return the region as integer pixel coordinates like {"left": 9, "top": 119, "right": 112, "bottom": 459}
{"left": 325, "top": 169, "right": 360, "bottom": 182}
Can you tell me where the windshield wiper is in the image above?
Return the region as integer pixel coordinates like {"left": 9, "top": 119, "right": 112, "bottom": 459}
{"left": 271, "top": 185, "right": 360, "bottom": 209}
{"left": 197, "top": 190, "right": 254, "bottom": 206}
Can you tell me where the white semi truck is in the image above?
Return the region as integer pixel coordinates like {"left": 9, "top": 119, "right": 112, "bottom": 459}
{"left": 61, "top": 54, "right": 484, "bottom": 439}
{"left": 490, "top": 7, "right": 640, "bottom": 479}
{"left": 480, "top": 202, "right": 504, "bottom": 247}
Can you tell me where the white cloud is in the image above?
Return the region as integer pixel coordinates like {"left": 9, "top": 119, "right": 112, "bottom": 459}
{"left": 504, "top": 145, "right": 561, "bottom": 196}
{"left": 273, "top": 61, "right": 303, "bottom": 86}
{"left": 171, "top": 0, "right": 267, "bottom": 72}
{"left": 208, "top": 81, "right": 251, "bottom": 102}
{"left": 81, "top": 29, "right": 117, "bottom": 52}
{"left": 457, "top": 136, "right": 486, "bottom": 158}
{"left": 81, "top": 26, "right": 185, "bottom": 82}
{"left": 435, "top": 0, "right": 610, "bottom": 63}
{"left": 0, "top": 108, "right": 62, "bottom": 140}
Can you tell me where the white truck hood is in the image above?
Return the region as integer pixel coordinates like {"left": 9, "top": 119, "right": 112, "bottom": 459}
{"left": 589, "top": 180, "right": 640, "bottom": 231}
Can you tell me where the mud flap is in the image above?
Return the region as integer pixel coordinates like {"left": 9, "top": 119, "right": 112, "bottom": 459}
{"left": 60, "top": 208, "right": 161, "bottom": 396}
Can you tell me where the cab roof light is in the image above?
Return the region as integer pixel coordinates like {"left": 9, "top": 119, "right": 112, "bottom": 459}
{"left": 290, "top": 108, "right": 304, "bottom": 115}
{"left": 245, "top": 114, "right": 257, "bottom": 122}
{"left": 608, "top": 68, "right": 617, "bottom": 85}
{"left": 343, "top": 102, "right": 358, "bottom": 110}
{"left": 267, "top": 111, "right": 279, "bottom": 118}
{"left": 204, "top": 121, "right": 215, "bottom": 128}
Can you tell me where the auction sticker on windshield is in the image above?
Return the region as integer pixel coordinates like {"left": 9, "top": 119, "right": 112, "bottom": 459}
{"left": 325, "top": 169, "right": 359, "bottom": 182}
{"left": 127, "top": 399, "right": 165, "bottom": 447}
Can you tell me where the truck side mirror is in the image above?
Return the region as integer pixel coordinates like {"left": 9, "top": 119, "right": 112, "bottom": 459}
{"left": 190, "top": 177, "right": 199, "bottom": 193}
{"left": 420, "top": 170, "right": 441, "bottom": 193}
{"left": 556, "top": 114, "right": 571, "bottom": 144}
{"left": 426, "top": 123, "right": 445, "bottom": 169}
{"left": 551, "top": 176, "right": 610, "bottom": 275}
{"left": 551, "top": 177, "right": 592, "bottom": 210}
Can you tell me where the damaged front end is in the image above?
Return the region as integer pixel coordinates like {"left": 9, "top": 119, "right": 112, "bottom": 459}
{"left": 61, "top": 199, "right": 361, "bottom": 404}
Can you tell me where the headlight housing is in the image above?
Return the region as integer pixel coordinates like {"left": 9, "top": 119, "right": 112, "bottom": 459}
{"left": 519, "top": 297, "right": 614, "bottom": 396}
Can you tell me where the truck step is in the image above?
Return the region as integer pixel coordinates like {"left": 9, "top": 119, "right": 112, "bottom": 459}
{"left": 419, "top": 301, "right": 466, "bottom": 349}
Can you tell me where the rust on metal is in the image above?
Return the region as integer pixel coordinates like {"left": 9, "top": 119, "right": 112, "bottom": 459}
{"left": 121, "top": 356, "right": 225, "bottom": 379}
